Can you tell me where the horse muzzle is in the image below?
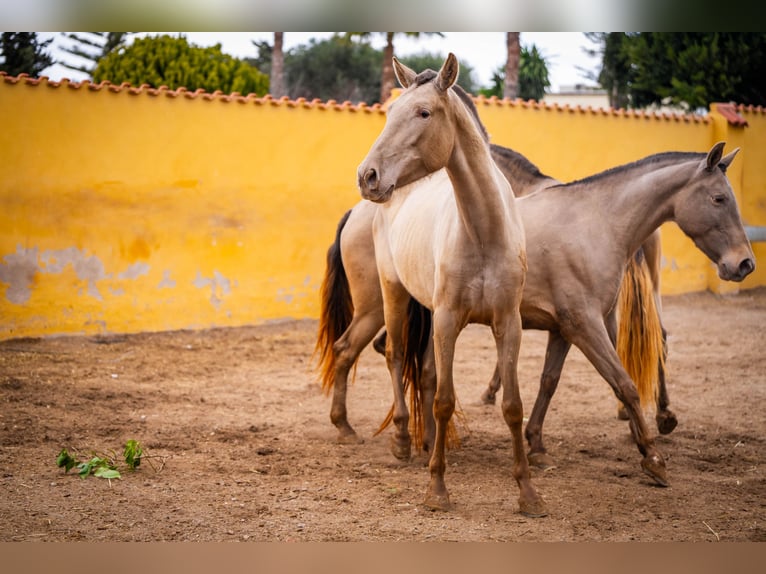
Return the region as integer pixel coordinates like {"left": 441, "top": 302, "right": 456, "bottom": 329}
{"left": 358, "top": 167, "right": 395, "bottom": 203}
{"left": 718, "top": 256, "right": 756, "bottom": 282}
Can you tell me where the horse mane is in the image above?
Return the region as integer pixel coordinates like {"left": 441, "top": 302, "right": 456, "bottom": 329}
{"left": 414, "top": 69, "right": 489, "bottom": 144}
{"left": 490, "top": 143, "right": 554, "bottom": 181}
{"left": 562, "top": 151, "right": 706, "bottom": 188}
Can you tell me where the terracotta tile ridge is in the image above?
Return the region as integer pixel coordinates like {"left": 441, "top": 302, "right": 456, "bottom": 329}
{"left": 714, "top": 102, "right": 748, "bottom": 126}
{"left": 0, "top": 73, "right": 385, "bottom": 111}
{"left": 737, "top": 103, "right": 766, "bottom": 114}
{"left": 469, "top": 92, "right": 710, "bottom": 122}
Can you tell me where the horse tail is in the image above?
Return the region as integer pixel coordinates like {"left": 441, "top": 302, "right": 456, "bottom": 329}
{"left": 616, "top": 249, "right": 665, "bottom": 408}
{"left": 375, "top": 298, "right": 463, "bottom": 451}
{"left": 314, "top": 209, "right": 353, "bottom": 395}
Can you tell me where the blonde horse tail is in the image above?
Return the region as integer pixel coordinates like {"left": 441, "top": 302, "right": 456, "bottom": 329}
{"left": 616, "top": 249, "right": 666, "bottom": 409}
{"left": 313, "top": 210, "right": 354, "bottom": 395}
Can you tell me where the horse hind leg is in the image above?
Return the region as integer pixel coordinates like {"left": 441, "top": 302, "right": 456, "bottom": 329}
{"left": 654, "top": 325, "right": 678, "bottom": 435}
{"left": 525, "top": 331, "right": 571, "bottom": 470}
{"left": 330, "top": 313, "right": 384, "bottom": 443}
{"left": 480, "top": 364, "right": 501, "bottom": 405}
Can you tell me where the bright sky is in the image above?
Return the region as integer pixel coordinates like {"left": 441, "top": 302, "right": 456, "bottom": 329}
{"left": 42, "top": 32, "right": 602, "bottom": 93}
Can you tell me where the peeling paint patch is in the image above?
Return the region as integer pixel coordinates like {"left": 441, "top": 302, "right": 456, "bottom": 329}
{"left": 0, "top": 246, "right": 39, "bottom": 304}
{"left": 158, "top": 270, "right": 176, "bottom": 289}
{"left": 1, "top": 246, "right": 112, "bottom": 304}
{"left": 277, "top": 286, "right": 302, "bottom": 305}
{"left": 40, "top": 247, "right": 107, "bottom": 300}
{"left": 193, "top": 270, "right": 232, "bottom": 309}
{"left": 118, "top": 262, "right": 150, "bottom": 280}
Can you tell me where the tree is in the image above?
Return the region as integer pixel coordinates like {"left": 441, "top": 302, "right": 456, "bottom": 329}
{"left": 0, "top": 32, "right": 53, "bottom": 78}
{"left": 582, "top": 32, "right": 632, "bottom": 109}
{"left": 346, "top": 32, "right": 444, "bottom": 102}
{"left": 58, "top": 32, "right": 132, "bottom": 76}
{"left": 504, "top": 32, "right": 520, "bottom": 100}
{"left": 518, "top": 44, "right": 550, "bottom": 101}
{"left": 284, "top": 35, "right": 382, "bottom": 104}
{"left": 478, "top": 43, "right": 550, "bottom": 101}
{"left": 92, "top": 34, "right": 268, "bottom": 96}
{"left": 627, "top": 33, "right": 766, "bottom": 110}
{"left": 270, "top": 32, "right": 286, "bottom": 97}
{"left": 585, "top": 33, "right": 766, "bottom": 111}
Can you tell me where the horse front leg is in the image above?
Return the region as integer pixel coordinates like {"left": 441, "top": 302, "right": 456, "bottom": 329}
{"left": 525, "top": 331, "right": 571, "bottom": 470}
{"left": 423, "top": 307, "right": 459, "bottom": 511}
{"left": 330, "top": 312, "right": 384, "bottom": 443}
{"left": 496, "top": 311, "right": 547, "bottom": 517}
{"left": 569, "top": 318, "right": 668, "bottom": 487}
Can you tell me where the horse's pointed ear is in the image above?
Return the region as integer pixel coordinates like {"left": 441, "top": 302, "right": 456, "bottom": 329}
{"left": 706, "top": 141, "right": 726, "bottom": 171}
{"left": 393, "top": 57, "right": 417, "bottom": 88}
{"left": 435, "top": 52, "right": 459, "bottom": 92}
{"left": 719, "top": 147, "right": 740, "bottom": 172}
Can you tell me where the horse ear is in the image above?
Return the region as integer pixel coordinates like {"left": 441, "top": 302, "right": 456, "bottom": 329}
{"left": 435, "top": 53, "right": 459, "bottom": 92}
{"left": 706, "top": 141, "right": 726, "bottom": 171}
{"left": 719, "top": 147, "right": 740, "bottom": 172}
{"left": 393, "top": 57, "right": 417, "bottom": 88}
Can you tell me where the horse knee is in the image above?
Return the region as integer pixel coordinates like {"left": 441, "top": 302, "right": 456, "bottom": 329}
{"left": 501, "top": 399, "right": 524, "bottom": 427}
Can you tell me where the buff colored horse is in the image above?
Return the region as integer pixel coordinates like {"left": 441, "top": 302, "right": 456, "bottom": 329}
{"left": 355, "top": 54, "right": 545, "bottom": 515}
{"left": 319, "top": 119, "right": 754, "bottom": 489}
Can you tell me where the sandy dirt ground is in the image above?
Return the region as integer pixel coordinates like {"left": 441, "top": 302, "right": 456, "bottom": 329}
{"left": 1, "top": 288, "right": 764, "bottom": 542}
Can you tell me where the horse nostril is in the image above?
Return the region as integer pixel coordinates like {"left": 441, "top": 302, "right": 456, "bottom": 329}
{"left": 739, "top": 258, "right": 755, "bottom": 277}
{"left": 364, "top": 168, "right": 378, "bottom": 190}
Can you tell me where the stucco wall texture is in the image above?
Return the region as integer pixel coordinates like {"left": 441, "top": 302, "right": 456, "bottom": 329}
{"left": 1, "top": 73, "right": 764, "bottom": 339}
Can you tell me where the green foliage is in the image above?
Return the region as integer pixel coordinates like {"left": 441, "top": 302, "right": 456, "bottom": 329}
{"left": 56, "top": 440, "right": 148, "bottom": 481}
{"left": 285, "top": 35, "right": 383, "bottom": 104}
{"left": 587, "top": 33, "right": 766, "bottom": 110}
{"left": 93, "top": 34, "right": 268, "bottom": 96}
{"left": 477, "top": 44, "right": 550, "bottom": 101}
{"left": 0, "top": 32, "right": 53, "bottom": 78}
{"left": 59, "top": 32, "right": 132, "bottom": 76}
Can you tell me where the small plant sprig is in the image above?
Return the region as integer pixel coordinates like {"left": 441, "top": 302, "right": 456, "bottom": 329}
{"left": 56, "top": 439, "right": 162, "bottom": 483}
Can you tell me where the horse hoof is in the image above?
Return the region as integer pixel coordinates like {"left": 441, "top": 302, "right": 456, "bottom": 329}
{"left": 528, "top": 451, "right": 556, "bottom": 470}
{"left": 336, "top": 429, "right": 362, "bottom": 444}
{"left": 390, "top": 436, "right": 411, "bottom": 461}
{"left": 641, "top": 454, "right": 669, "bottom": 487}
{"left": 656, "top": 411, "right": 678, "bottom": 435}
{"left": 480, "top": 390, "right": 496, "bottom": 405}
{"left": 519, "top": 495, "right": 548, "bottom": 518}
{"left": 423, "top": 491, "right": 451, "bottom": 511}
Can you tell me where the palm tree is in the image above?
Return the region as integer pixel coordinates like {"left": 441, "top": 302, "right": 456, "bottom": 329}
{"left": 270, "top": 32, "right": 286, "bottom": 97}
{"left": 58, "top": 32, "right": 132, "bottom": 76}
{"left": 504, "top": 32, "right": 521, "bottom": 100}
{"left": 347, "top": 32, "right": 443, "bottom": 102}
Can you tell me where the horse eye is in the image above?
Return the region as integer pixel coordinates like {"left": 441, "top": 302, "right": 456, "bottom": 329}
{"left": 419, "top": 109, "right": 431, "bottom": 119}
{"left": 711, "top": 194, "right": 726, "bottom": 205}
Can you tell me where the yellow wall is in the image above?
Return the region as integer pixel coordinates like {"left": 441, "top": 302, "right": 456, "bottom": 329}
{"left": 1, "top": 76, "right": 764, "bottom": 339}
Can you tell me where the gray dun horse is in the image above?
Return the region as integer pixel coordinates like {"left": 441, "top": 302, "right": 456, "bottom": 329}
{"left": 354, "top": 54, "right": 546, "bottom": 516}
{"left": 316, "top": 60, "right": 755, "bottom": 498}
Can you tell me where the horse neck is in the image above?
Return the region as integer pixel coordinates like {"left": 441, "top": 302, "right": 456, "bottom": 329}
{"left": 445, "top": 112, "right": 513, "bottom": 248}
{"left": 598, "top": 159, "right": 697, "bottom": 257}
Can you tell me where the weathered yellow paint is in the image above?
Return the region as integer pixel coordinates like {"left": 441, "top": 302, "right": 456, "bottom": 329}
{"left": 1, "top": 77, "right": 764, "bottom": 340}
